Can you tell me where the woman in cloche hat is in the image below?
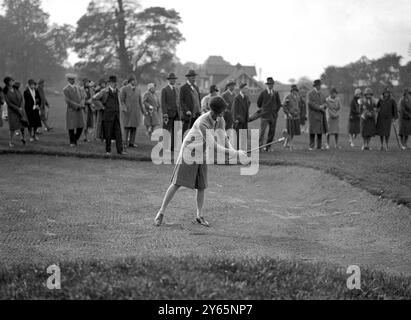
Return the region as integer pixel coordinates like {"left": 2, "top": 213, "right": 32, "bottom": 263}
{"left": 154, "top": 96, "right": 246, "bottom": 228}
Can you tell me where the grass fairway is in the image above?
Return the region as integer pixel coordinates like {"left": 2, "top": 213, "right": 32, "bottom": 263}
{"left": 1, "top": 257, "right": 411, "bottom": 300}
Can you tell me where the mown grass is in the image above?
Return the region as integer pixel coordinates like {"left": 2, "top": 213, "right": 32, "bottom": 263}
{"left": 1, "top": 256, "right": 410, "bottom": 300}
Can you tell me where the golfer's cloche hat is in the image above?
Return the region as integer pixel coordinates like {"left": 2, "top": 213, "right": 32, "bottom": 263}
{"left": 209, "top": 96, "right": 227, "bottom": 113}
{"left": 364, "top": 88, "right": 373, "bottom": 96}
{"left": 291, "top": 84, "right": 299, "bottom": 92}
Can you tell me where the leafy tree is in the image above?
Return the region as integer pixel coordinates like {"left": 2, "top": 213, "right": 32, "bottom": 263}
{"left": 321, "top": 54, "right": 403, "bottom": 96}
{"left": 0, "top": 0, "right": 72, "bottom": 84}
{"left": 73, "top": 0, "right": 184, "bottom": 82}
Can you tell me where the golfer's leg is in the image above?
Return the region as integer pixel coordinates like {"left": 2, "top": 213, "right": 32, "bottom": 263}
{"left": 196, "top": 189, "right": 205, "bottom": 219}
{"left": 158, "top": 184, "right": 181, "bottom": 215}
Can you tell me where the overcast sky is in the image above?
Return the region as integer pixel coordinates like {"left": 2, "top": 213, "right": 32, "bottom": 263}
{"left": 42, "top": 0, "right": 411, "bottom": 83}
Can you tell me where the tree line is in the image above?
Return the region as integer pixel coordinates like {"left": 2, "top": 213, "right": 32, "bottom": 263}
{"left": 0, "top": 0, "right": 184, "bottom": 86}
{"left": 322, "top": 54, "right": 411, "bottom": 97}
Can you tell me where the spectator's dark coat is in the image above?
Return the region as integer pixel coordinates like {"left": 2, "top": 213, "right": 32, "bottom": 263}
{"left": 233, "top": 93, "right": 250, "bottom": 126}
{"left": 349, "top": 96, "right": 361, "bottom": 135}
{"left": 399, "top": 96, "right": 411, "bottom": 136}
{"left": 376, "top": 97, "right": 398, "bottom": 137}
{"left": 23, "top": 88, "right": 42, "bottom": 128}
{"left": 257, "top": 89, "right": 282, "bottom": 121}
{"left": 179, "top": 82, "right": 201, "bottom": 122}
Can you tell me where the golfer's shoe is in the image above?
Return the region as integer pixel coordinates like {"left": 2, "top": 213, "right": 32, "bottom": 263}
{"left": 154, "top": 213, "right": 164, "bottom": 227}
{"left": 194, "top": 217, "right": 210, "bottom": 227}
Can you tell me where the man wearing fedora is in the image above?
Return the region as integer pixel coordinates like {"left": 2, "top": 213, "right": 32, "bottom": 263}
{"left": 307, "top": 79, "right": 328, "bottom": 150}
{"left": 93, "top": 75, "right": 127, "bottom": 155}
{"left": 257, "top": 77, "right": 282, "bottom": 152}
{"left": 63, "top": 73, "right": 85, "bottom": 147}
{"left": 161, "top": 73, "right": 180, "bottom": 151}
{"left": 180, "top": 70, "right": 202, "bottom": 134}
{"left": 222, "top": 79, "right": 236, "bottom": 130}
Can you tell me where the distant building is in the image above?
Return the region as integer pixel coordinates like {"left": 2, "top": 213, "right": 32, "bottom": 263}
{"left": 174, "top": 56, "right": 264, "bottom": 95}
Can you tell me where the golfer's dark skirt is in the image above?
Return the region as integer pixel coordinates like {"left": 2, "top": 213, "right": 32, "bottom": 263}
{"left": 171, "top": 162, "right": 208, "bottom": 190}
{"left": 286, "top": 119, "right": 301, "bottom": 136}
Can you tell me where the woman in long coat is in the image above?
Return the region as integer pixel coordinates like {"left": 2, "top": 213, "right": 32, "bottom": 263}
{"left": 398, "top": 88, "right": 411, "bottom": 149}
{"left": 24, "top": 79, "right": 42, "bottom": 141}
{"left": 348, "top": 89, "right": 362, "bottom": 147}
{"left": 376, "top": 88, "right": 398, "bottom": 151}
{"left": 3, "top": 77, "right": 27, "bottom": 147}
{"left": 143, "top": 83, "right": 161, "bottom": 137}
{"left": 325, "top": 88, "right": 342, "bottom": 149}
{"left": 360, "top": 88, "right": 377, "bottom": 151}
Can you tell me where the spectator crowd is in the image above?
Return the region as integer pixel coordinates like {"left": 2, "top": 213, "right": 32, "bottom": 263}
{"left": 1, "top": 71, "right": 411, "bottom": 153}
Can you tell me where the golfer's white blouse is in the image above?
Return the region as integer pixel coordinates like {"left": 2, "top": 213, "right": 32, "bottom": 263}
{"left": 176, "top": 112, "right": 238, "bottom": 164}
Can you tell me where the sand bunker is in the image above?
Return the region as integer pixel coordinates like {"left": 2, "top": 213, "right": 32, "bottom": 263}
{"left": 0, "top": 155, "right": 410, "bottom": 276}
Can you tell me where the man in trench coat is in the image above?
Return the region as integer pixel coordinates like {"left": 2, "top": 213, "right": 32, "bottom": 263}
{"left": 63, "top": 74, "right": 85, "bottom": 147}
{"left": 307, "top": 79, "right": 328, "bottom": 150}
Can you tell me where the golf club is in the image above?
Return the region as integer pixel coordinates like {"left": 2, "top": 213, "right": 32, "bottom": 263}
{"left": 247, "top": 130, "right": 289, "bottom": 153}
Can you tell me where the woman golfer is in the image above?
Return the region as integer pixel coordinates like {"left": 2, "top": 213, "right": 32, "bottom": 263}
{"left": 154, "top": 96, "right": 245, "bottom": 227}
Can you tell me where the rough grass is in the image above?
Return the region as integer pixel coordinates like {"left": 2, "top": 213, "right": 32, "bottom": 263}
{"left": 1, "top": 256, "right": 410, "bottom": 300}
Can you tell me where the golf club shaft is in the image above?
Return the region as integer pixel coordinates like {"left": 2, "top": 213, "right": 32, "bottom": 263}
{"left": 247, "top": 138, "right": 285, "bottom": 153}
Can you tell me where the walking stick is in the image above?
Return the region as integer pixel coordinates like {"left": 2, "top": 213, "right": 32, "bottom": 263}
{"left": 392, "top": 120, "right": 402, "bottom": 150}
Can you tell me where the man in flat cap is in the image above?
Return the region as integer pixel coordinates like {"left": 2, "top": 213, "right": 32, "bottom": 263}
{"left": 257, "top": 77, "right": 282, "bottom": 152}
{"left": 180, "top": 70, "right": 202, "bottom": 134}
{"left": 307, "top": 79, "right": 328, "bottom": 150}
{"left": 93, "top": 75, "right": 127, "bottom": 155}
{"left": 120, "top": 74, "right": 144, "bottom": 149}
{"left": 63, "top": 74, "right": 85, "bottom": 147}
{"left": 161, "top": 73, "right": 180, "bottom": 151}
